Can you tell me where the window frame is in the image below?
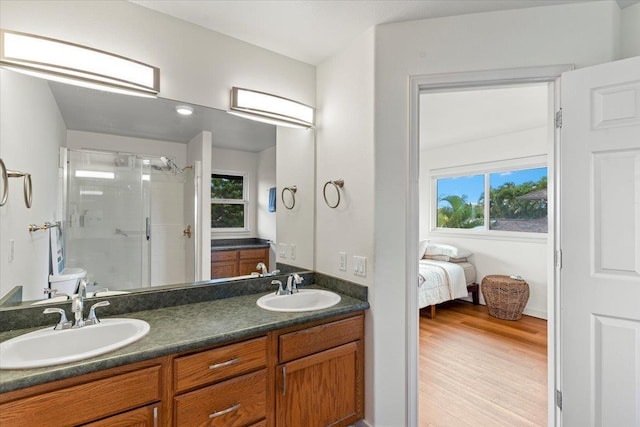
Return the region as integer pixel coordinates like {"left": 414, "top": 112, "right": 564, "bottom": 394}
{"left": 430, "top": 155, "right": 548, "bottom": 241}
{"left": 211, "top": 170, "right": 249, "bottom": 233}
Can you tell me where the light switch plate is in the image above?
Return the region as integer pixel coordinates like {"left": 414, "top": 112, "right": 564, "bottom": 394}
{"left": 279, "top": 243, "right": 287, "bottom": 258}
{"left": 339, "top": 252, "right": 347, "bottom": 271}
{"left": 289, "top": 244, "right": 296, "bottom": 260}
{"left": 353, "top": 256, "right": 366, "bottom": 277}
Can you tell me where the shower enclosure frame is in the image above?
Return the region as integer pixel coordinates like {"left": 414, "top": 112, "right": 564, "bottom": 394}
{"left": 61, "top": 147, "right": 199, "bottom": 291}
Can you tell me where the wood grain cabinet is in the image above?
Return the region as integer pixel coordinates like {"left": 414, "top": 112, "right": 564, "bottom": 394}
{"left": 274, "top": 315, "right": 365, "bottom": 427}
{"left": 0, "top": 312, "right": 364, "bottom": 427}
{"left": 211, "top": 248, "right": 269, "bottom": 279}
{"left": 172, "top": 337, "right": 268, "bottom": 426}
{"left": 0, "top": 361, "right": 164, "bottom": 427}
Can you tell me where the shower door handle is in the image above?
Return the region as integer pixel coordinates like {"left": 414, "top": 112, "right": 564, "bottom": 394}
{"left": 145, "top": 217, "right": 150, "bottom": 241}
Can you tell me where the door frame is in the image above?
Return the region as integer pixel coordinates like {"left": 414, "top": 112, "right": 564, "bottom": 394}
{"left": 407, "top": 64, "right": 573, "bottom": 427}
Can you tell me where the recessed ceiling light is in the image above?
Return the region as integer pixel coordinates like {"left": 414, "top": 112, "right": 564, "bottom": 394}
{"left": 175, "top": 105, "right": 194, "bottom": 116}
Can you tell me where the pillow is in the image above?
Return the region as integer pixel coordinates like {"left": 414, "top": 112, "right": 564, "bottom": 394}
{"left": 423, "top": 242, "right": 472, "bottom": 259}
{"left": 418, "top": 240, "right": 429, "bottom": 259}
{"left": 423, "top": 254, "right": 468, "bottom": 263}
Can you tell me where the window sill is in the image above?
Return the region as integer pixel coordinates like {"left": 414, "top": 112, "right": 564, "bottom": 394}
{"left": 429, "top": 228, "right": 548, "bottom": 244}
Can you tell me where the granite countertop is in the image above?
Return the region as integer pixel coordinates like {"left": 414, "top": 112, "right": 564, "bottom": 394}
{"left": 211, "top": 238, "right": 271, "bottom": 251}
{"left": 0, "top": 286, "right": 368, "bottom": 394}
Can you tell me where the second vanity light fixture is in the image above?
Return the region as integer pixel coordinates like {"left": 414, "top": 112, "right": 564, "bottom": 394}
{"left": 229, "top": 87, "right": 315, "bottom": 129}
{"left": 0, "top": 29, "right": 159, "bottom": 98}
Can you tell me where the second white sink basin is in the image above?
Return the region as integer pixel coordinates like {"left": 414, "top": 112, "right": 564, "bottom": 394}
{"left": 257, "top": 289, "right": 341, "bottom": 312}
{"left": 0, "top": 318, "right": 150, "bottom": 369}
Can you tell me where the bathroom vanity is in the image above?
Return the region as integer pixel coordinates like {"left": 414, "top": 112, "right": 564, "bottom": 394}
{"left": 211, "top": 239, "right": 271, "bottom": 279}
{"left": 0, "top": 276, "right": 367, "bottom": 427}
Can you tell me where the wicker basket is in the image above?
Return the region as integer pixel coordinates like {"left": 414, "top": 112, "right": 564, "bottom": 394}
{"left": 481, "top": 275, "right": 529, "bottom": 320}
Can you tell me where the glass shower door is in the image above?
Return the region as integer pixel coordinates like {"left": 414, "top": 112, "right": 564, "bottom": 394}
{"left": 66, "top": 149, "right": 150, "bottom": 291}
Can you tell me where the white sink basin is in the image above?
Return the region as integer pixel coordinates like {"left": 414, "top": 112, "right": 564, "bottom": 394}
{"left": 257, "top": 289, "right": 341, "bottom": 312}
{"left": 0, "top": 318, "right": 150, "bottom": 369}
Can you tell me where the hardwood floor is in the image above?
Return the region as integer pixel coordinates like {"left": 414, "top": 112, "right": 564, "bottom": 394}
{"left": 419, "top": 301, "right": 547, "bottom": 427}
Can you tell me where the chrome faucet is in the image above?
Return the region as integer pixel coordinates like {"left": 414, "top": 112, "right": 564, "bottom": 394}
{"left": 257, "top": 262, "right": 280, "bottom": 277}
{"left": 286, "top": 273, "right": 303, "bottom": 294}
{"left": 257, "top": 262, "right": 268, "bottom": 276}
{"left": 71, "top": 279, "right": 87, "bottom": 328}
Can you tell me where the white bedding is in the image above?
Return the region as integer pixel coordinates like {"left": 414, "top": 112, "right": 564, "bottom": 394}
{"left": 418, "top": 259, "right": 471, "bottom": 308}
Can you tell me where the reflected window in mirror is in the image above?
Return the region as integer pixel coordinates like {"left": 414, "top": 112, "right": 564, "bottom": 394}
{"left": 211, "top": 172, "right": 248, "bottom": 230}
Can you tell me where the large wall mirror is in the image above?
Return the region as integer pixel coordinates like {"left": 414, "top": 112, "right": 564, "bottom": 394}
{"left": 0, "top": 69, "right": 315, "bottom": 306}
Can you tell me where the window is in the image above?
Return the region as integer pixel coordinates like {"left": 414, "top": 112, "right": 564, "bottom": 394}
{"left": 211, "top": 172, "right": 247, "bottom": 230}
{"left": 435, "top": 166, "right": 547, "bottom": 234}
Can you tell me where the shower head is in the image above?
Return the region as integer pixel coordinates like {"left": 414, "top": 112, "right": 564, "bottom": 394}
{"left": 159, "top": 156, "right": 191, "bottom": 174}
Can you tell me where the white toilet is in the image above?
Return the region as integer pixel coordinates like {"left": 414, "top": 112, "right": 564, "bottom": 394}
{"left": 48, "top": 226, "right": 86, "bottom": 296}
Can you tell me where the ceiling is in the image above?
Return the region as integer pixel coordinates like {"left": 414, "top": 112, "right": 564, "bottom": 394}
{"left": 420, "top": 83, "right": 550, "bottom": 150}
{"left": 49, "top": 82, "right": 276, "bottom": 152}
{"left": 130, "top": 0, "right": 634, "bottom": 65}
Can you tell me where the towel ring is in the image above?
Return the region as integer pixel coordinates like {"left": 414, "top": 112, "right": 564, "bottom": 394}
{"left": 7, "top": 170, "right": 32, "bottom": 209}
{"left": 0, "top": 159, "right": 7, "bottom": 206}
{"left": 323, "top": 179, "right": 344, "bottom": 209}
{"left": 281, "top": 186, "right": 297, "bottom": 210}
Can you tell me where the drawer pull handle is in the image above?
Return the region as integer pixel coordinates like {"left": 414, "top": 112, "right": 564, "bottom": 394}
{"left": 209, "top": 403, "right": 241, "bottom": 419}
{"left": 209, "top": 357, "right": 241, "bottom": 370}
{"left": 282, "top": 365, "right": 287, "bottom": 395}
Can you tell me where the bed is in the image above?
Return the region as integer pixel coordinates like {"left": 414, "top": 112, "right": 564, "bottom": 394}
{"left": 418, "top": 242, "right": 480, "bottom": 318}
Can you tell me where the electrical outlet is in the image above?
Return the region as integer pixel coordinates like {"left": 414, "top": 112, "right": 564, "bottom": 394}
{"left": 289, "top": 244, "right": 296, "bottom": 260}
{"left": 353, "top": 256, "right": 366, "bottom": 277}
{"left": 339, "top": 252, "right": 347, "bottom": 271}
{"left": 279, "top": 243, "right": 287, "bottom": 258}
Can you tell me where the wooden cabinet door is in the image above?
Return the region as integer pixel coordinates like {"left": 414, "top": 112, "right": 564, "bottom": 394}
{"left": 211, "top": 261, "right": 238, "bottom": 279}
{"left": 276, "top": 342, "right": 363, "bottom": 427}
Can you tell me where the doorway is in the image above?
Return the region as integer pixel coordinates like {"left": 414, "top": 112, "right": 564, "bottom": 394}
{"left": 409, "top": 65, "right": 570, "bottom": 426}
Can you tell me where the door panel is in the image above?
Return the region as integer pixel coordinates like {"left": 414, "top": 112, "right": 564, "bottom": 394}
{"left": 560, "top": 56, "right": 640, "bottom": 426}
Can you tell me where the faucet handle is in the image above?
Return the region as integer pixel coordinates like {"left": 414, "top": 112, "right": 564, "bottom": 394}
{"left": 86, "top": 301, "right": 110, "bottom": 325}
{"left": 43, "top": 308, "right": 72, "bottom": 330}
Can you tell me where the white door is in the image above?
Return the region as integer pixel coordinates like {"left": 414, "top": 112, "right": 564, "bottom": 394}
{"left": 561, "top": 56, "right": 640, "bottom": 426}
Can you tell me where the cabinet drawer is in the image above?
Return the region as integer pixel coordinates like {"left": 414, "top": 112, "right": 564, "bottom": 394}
{"left": 174, "top": 369, "right": 266, "bottom": 427}
{"left": 0, "top": 365, "right": 162, "bottom": 426}
{"left": 279, "top": 315, "right": 364, "bottom": 363}
{"left": 239, "top": 248, "right": 267, "bottom": 260}
{"left": 174, "top": 336, "right": 267, "bottom": 392}
{"left": 212, "top": 250, "right": 237, "bottom": 262}
{"left": 81, "top": 403, "right": 160, "bottom": 427}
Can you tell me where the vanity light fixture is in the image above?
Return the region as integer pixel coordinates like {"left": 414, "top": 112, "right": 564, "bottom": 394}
{"left": 175, "top": 105, "right": 194, "bottom": 116}
{"left": 0, "top": 29, "right": 159, "bottom": 98}
{"left": 229, "top": 87, "right": 314, "bottom": 129}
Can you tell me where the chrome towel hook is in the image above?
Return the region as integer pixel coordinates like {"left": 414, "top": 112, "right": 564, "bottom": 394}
{"left": 7, "top": 170, "right": 32, "bottom": 208}
{"left": 323, "top": 179, "right": 344, "bottom": 209}
{"left": 0, "top": 159, "right": 33, "bottom": 209}
{"left": 281, "top": 186, "right": 297, "bottom": 210}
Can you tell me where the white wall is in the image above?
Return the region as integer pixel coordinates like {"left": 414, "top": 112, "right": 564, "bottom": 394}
{"left": 276, "top": 128, "right": 315, "bottom": 270}
{"left": 187, "top": 132, "right": 212, "bottom": 282}
{"left": 622, "top": 3, "right": 640, "bottom": 58}
{"left": 316, "top": 28, "right": 375, "bottom": 285}
{"left": 368, "top": 3, "right": 621, "bottom": 425}
{"left": 0, "top": 71, "right": 67, "bottom": 302}
{"left": 66, "top": 131, "right": 187, "bottom": 167}
{"left": 0, "top": 1, "right": 316, "bottom": 111}
{"left": 256, "top": 146, "right": 277, "bottom": 269}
